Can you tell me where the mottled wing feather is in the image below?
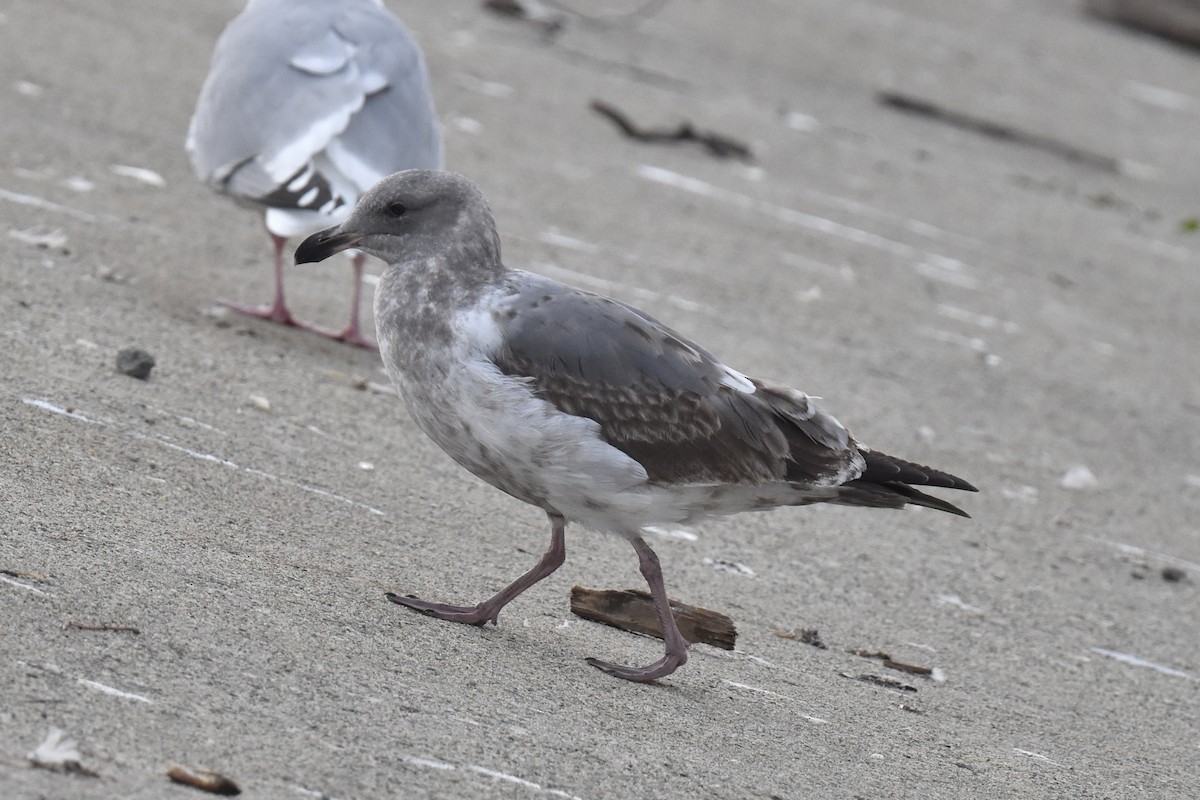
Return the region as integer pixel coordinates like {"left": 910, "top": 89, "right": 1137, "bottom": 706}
{"left": 491, "top": 275, "right": 859, "bottom": 487}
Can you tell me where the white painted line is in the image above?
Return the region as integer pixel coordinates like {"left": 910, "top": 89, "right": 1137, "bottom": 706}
{"left": 77, "top": 678, "right": 153, "bottom": 703}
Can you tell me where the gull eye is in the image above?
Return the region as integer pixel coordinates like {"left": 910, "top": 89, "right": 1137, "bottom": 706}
{"left": 387, "top": 201, "right": 407, "bottom": 217}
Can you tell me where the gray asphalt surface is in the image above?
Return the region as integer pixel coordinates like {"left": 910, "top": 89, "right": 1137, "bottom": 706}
{"left": 2, "top": 1, "right": 1198, "bottom": 798}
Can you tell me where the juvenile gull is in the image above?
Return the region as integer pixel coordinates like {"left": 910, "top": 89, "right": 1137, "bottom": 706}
{"left": 295, "top": 170, "right": 977, "bottom": 682}
{"left": 187, "top": 0, "right": 442, "bottom": 348}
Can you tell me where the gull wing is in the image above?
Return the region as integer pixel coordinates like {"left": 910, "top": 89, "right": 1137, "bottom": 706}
{"left": 187, "top": 0, "right": 440, "bottom": 210}
{"left": 490, "top": 274, "right": 862, "bottom": 487}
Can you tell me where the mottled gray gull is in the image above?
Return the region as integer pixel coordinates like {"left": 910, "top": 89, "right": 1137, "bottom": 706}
{"left": 294, "top": 170, "right": 977, "bottom": 682}
{"left": 188, "top": 0, "right": 442, "bottom": 348}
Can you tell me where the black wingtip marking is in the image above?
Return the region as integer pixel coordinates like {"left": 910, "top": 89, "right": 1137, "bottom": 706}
{"left": 258, "top": 163, "right": 347, "bottom": 213}
{"left": 860, "top": 450, "right": 976, "bottom": 492}
{"left": 884, "top": 483, "right": 972, "bottom": 517}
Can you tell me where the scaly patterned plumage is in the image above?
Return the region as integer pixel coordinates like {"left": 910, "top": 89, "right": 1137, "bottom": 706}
{"left": 295, "top": 170, "right": 977, "bottom": 682}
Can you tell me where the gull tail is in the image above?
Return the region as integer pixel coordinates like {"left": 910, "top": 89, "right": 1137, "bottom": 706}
{"left": 835, "top": 449, "right": 978, "bottom": 518}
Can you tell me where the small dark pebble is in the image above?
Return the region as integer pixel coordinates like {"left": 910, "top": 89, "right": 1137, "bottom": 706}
{"left": 799, "top": 628, "right": 827, "bottom": 649}
{"left": 1162, "top": 566, "right": 1185, "bottom": 583}
{"left": 116, "top": 347, "right": 156, "bottom": 380}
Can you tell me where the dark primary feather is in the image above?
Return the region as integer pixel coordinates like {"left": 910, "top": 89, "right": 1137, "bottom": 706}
{"left": 859, "top": 449, "right": 977, "bottom": 491}
{"left": 256, "top": 163, "right": 346, "bottom": 212}
{"left": 837, "top": 451, "right": 977, "bottom": 517}
{"left": 491, "top": 276, "right": 858, "bottom": 488}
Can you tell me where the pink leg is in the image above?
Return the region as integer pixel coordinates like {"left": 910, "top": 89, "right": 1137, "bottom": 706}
{"left": 220, "top": 234, "right": 300, "bottom": 325}
{"left": 387, "top": 513, "right": 567, "bottom": 626}
{"left": 329, "top": 252, "right": 378, "bottom": 351}
{"left": 586, "top": 536, "right": 689, "bottom": 682}
{"left": 222, "top": 235, "right": 377, "bottom": 349}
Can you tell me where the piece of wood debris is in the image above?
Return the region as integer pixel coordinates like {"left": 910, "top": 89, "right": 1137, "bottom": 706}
{"left": 849, "top": 647, "right": 937, "bottom": 677}
{"left": 483, "top": 0, "right": 566, "bottom": 34}
{"left": 590, "top": 99, "right": 754, "bottom": 161}
{"left": 840, "top": 672, "right": 918, "bottom": 693}
{"left": 1085, "top": 0, "right": 1200, "bottom": 49}
{"left": 63, "top": 622, "right": 142, "bottom": 634}
{"left": 570, "top": 586, "right": 737, "bottom": 650}
{"left": 882, "top": 658, "right": 933, "bottom": 676}
{"left": 848, "top": 647, "right": 891, "bottom": 660}
{"left": 877, "top": 90, "right": 1120, "bottom": 173}
{"left": 776, "top": 627, "right": 828, "bottom": 649}
{"left": 2, "top": 568, "right": 48, "bottom": 581}
{"left": 167, "top": 765, "right": 242, "bottom": 796}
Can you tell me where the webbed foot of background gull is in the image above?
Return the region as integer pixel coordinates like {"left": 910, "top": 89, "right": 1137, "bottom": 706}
{"left": 329, "top": 322, "right": 378, "bottom": 351}
{"left": 218, "top": 297, "right": 300, "bottom": 327}
{"left": 219, "top": 297, "right": 378, "bottom": 350}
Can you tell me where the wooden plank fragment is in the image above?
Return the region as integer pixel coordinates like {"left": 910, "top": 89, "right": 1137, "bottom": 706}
{"left": 570, "top": 586, "right": 737, "bottom": 651}
{"left": 167, "top": 765, "right": 241, "bottom": 796}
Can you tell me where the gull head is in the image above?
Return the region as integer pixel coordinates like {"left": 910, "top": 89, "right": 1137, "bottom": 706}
{"left": 294, "top": 170, "right": 500, "bottom": 268}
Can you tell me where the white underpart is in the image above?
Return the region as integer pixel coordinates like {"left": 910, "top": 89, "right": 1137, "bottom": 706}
{"left": 456, "top": 302, "right": 505, "bottom": 352}
{"left": 381, "top": 301, "right": 653, "bottom": 533}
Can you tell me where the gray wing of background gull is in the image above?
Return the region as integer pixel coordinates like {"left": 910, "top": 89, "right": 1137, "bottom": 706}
{"left": 187, "top": 0, "right": 443, "bottom": 237}
{"left": 492, "top": 273, "right": 974, "bottom": 515}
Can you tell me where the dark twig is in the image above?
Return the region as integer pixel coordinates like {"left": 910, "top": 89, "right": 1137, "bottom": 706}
{"left": 64, "top": 622, "right": 142, "bottom": 635}
{"left": 483, "top": 0, "right": 567, "bottom": 36}
{"left": 590, "top": 99, "right": 754, "bottom": 161}
{"left": 882, "top": 658, "right": 934, "bottom": 676}
{"left": 542, "top": 0, "right": 671, "bottom": 28}
{"left": 848, "top": 646, "right": 936, "bottom": 677}
{"left": 841, "top": 672, "right": 919, "bottom": 693}
{"left": 2, "top": 568, "right": 48, "bottom": 581}
{"left": 877, "top": 90, "right": 1121, "bottom": 173}
{"left": 1084, "top": 0, "right": 1200, "bottom": 50}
